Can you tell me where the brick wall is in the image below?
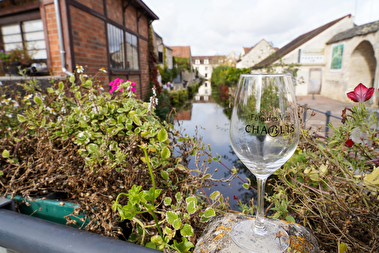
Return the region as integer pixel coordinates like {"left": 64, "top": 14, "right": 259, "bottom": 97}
{"left": 138, "top": 15, "right": 148, "bottom": 38}
{"left": 106, "top": 0, "right": 123, "bottom": 26}
{"left": 124, "top": 4, "right": 137, "bottom": 32}
{"left": 76, "top": 0, "right": 104, "bottom": 14}
{"left": 70, "top": 5, "right": 108, "bottom": 83}
{"left": 139, "top": 39, "right": 150, "bottom": 99}
{"left": 44, "top": 3, "right": 62, "bottom": 76}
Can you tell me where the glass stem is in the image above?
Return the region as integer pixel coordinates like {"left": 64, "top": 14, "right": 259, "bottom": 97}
{"left": 254, "top": 177, "right": 267, "bottom": 235}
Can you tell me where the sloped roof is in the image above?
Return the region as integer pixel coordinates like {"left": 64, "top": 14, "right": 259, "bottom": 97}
{"left": 192, "top": 55, "right": 226, "bottom": 64}
{"left": 252, "top": 14, "right": 351, "bottom": 69}
{"left": 243, "top": 47, "right": 251, "bottom": 54}
{"left": 170, "top": 46, "right": 192, "bottom": 58}
{"left": 327, "top": 20, "right": 379, "bottom": 44}
{"left": 133, "top": 0, "right": 159, "bottom": 20}
{"left": 243, "top": 39, "right": 272, "bottom": 56}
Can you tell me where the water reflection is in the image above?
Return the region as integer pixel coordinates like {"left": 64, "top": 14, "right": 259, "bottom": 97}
{"left": 174, "top": 83, "right": 258, "bottom": 211}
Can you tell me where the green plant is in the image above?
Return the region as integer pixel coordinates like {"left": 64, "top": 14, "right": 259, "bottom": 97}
{"left": 7, "top": 46, "right": 34, "bottom": 66}
{"left": 0, "top": 49, "right": 10, "bottom": 62}
{"left": 112, "top": 145, "right": 228, "bottom": 252}
{"left": 0, "top": 67, "right": 230, "bottom": 252}
{"left": 271, "top": 83, "right": 379, "bottom": 252}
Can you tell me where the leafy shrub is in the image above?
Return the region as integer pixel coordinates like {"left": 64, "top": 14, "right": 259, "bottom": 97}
{"left": 0, "top": 70, "right": 228, "bottom": 252}
{"left": 270, "top": 83, "right": 379, "bottom": 252}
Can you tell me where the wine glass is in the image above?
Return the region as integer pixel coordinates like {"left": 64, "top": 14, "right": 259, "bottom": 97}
{"left": 229, "top": 74, "right": 299, "bottom": 252}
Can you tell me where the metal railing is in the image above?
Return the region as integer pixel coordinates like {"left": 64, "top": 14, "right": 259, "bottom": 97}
{"left": 298, "top": 103, "right": 342, "bottom": 137}
{"left": 0, "top": 197, "right": 159, "bottom": 253}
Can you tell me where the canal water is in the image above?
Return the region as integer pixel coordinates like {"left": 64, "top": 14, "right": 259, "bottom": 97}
{"left": 174, "top": 84, "right": 259, "bottom": 211}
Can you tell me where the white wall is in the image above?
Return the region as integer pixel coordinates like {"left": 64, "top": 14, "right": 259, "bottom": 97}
{"left": 277, "top": 16, "right": 355, "bottom": 96}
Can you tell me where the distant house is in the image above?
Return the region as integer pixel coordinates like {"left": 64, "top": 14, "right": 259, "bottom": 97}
{"left": 170, "top": 46, "right": 193, "bottom": 83}
{"left": 0, "top": 0, "right": 159, "bottom": 100}
{"left": 236, "top": 39, "right": 276, "bottom": 69}
{"left": 151, "top": 31, "right": 173, "bottom": 85}
{"left": 252, "top": 15, "right": 355, "bottom": 98}
{"left": 225, "top": 51, "right": 239, "bottom": 67}
{"left": 324, "top": 20, "right": 379, "bottom": 103}
{"left": 192, "top": 55, "right": 226, "bottom": 82}
{"left": 152, "top": 32, "right": 173, "bottom": 69}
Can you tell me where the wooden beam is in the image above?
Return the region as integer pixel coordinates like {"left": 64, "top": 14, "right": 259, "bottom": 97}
{"left": 123, "top": 0, "right": 135, "bottom": 12}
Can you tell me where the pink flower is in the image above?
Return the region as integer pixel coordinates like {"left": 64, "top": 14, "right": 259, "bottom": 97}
{"left": 127, "top": 80, "right": 136, "bottom": 92}
{"left": 109, "top": 78, "right": 124, "bottom": 94}
{"left": 347, "top": 83, "right": 374, "bottom": 103}
{"left": 345, "top": 139, "right": 354, "bottom": 147}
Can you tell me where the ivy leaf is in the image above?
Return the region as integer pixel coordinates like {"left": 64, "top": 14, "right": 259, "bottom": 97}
{"left": 186, "top": 196, "right": 197, "bottom": 205}
{"left": 86, "top": 143, "right": 99, "bottom": 153}
{"left": 17, "top": 114, "right": 26, "bottom": 123}
{"left": 164, "top": 226, "right": 173, "bottom": 237}
{"left": 166, "top": 211, "right": 178, "bottom": 225}
{"left": 75, "top": 91, "right": 81, "bottom": 100}
{"left": 161, "top": 146, "right": 171, "bottom": 159}
{"left": 164, "top": 197, "right": 172, "bottom": 206}
{"left": 203, "top": 208, "right": 216, "bottom": 218}
{"left": 173, "top": 218, "right": 182, "bottom": 230}
{"left": 70, "top": 74, "right": 75, "bottom": 83}
{"left": 209, "top": 191, "right": 220, "bottom": 201}
{"left": 175, "top": 192, "right": 182, "bottom": 202}
{"left": 34, "top": 95, "right": 42, "bottom": 105}
{"left": 180, "top": 224, "right": 194, "bottom": 237}
{"left": 2, "top": 149, "right": 10, "bottom": 158}
{"left": 174, "top": 238, "right": 194, "bottom": 252}
{"left": 243, "top": 183, "right": 250, "bottom": 190}
{"left": 285, "top": 215, "right": 296, "bottom": 223}
{"left": 145, "top": 242, "right": 156, "bottom": 249}
{"left": 186, "top": 200, "right": 196, "bottom": 214}
{"left": 161, "top": 170, "right": 169, "bottom": 180}
{"left": 132, "top": 115, "right": 141, "bottom": 126}
{"left": 157, "top": 128, "right": 168, "bottom": 142}
{"left": 59, "top": 81, "right": 64, "bottom": 90}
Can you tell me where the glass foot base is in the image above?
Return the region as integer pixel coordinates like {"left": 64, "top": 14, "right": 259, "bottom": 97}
{"left": 231, "top": 219, "right": 290, "bottom": 253}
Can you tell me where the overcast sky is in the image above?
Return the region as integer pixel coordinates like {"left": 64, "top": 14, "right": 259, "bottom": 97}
{"left": 143, "top": 0, "right": 379, "bottom": 57}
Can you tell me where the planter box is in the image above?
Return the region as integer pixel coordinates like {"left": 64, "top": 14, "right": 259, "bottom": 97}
{"left": 6, "top": 195, "right": 88, "bottom": 227}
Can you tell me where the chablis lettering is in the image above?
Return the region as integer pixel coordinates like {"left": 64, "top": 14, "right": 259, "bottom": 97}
{"left": 245, "top": 124, "right": 295, "bottom": 137}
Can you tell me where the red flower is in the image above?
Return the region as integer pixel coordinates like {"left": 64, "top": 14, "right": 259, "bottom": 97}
{"left": 345, "top": 139, "right": 354, "bottom": 147}
{"left": 347, "top": 83, "right": 374, "bottom": 103}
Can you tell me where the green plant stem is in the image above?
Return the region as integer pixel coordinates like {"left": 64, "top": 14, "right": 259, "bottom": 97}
{"left": 132, "top": 217, "right": 147, "bottom": 245}
{"left": 142, "top": 148, "right": 164, "bottom": 240}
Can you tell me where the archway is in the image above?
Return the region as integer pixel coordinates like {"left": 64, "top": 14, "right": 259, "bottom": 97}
{"left": 348, "top": 41, "right": 377, "bottom": 90}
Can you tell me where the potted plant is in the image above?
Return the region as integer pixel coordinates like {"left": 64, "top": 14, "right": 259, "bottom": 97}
{"left": 0, "top": 49, "right": 10, "bottom": 76}
{"left": 2, "top": 45, "right": 34, "bottom": 76}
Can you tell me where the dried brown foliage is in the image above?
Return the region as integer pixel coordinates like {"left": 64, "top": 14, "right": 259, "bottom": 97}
{"left": 0, "top": 128, "right": 208, "bottom": 240}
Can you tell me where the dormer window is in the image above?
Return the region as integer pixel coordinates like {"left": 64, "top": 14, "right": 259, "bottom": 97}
{"left": 195, "top": 59, "right": 200, "bottom": 64}
{"left": 204, "top": 59, "right": 209, "bottom": 64}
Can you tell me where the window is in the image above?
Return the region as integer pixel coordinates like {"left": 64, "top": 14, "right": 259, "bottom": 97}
{"left": 204, "top": 82, "right": 208, "bottom": 87}
{"left": 108, "top": 24, "right": 125, "bottom": 69}
{"left": 330, "top": 43, "right": 344, "bottom": 70}
{"left": 205, "top": 73, "right": 208, "bottom": 78}
{"left": 126, "top": 31, "right": 139, "bottom": 70}
{"left": 107, "top": 24, "right": 139, "bottom": 71}
{"left": 204, "top": 59, "right": 209, "bottom": 64}
{"left": 195, "top": 59, "right": 200, "bottom": 64}
{"left": 158, "top": 51, "right": 163, "bottom": 63}
{"left": 1, "top": 19, "right": 47, "bottom": 60}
